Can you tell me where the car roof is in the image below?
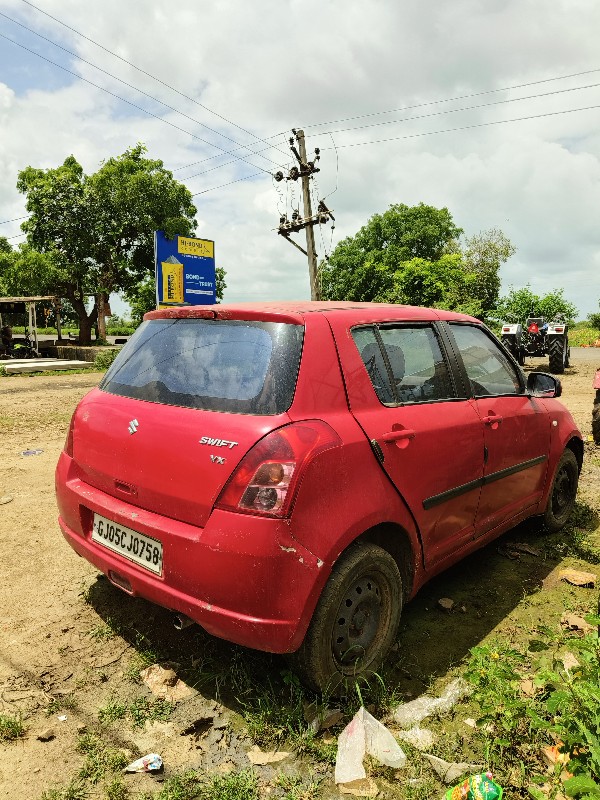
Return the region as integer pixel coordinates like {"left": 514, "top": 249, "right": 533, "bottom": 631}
{"left": 146, "top": 301, "right": 479, "bottom": 325}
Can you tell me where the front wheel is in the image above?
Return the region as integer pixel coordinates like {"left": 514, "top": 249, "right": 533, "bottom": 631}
{"left": 592, "top": 403, "right": 600, "bottom": 446}
{"left": 289, "top": 542, "right": 403, "bottom": 694}
{"left": 543, "top": 449, "right": 579, "bottom": 533}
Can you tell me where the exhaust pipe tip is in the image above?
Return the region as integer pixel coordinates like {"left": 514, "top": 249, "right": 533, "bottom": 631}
{"left": 173, "top": 613, "right": 195, "bottom": 630}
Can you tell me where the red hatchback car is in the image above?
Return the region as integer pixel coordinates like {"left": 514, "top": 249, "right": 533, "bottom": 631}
{"left": 56, "top": 302, "right": 582, "bottom": 691}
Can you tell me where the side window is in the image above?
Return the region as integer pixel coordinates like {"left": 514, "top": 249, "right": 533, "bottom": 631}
{"left": 352, "top": 325, "right": 454, "bottom": 404}
{"left": 450, "top": 324, "right": 522, "bottom": 397}
{"left": 351, "top": 327, "right": 395, "bottom": 403}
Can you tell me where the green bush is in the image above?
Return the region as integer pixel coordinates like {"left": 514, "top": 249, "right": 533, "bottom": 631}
{"left": 94, "top": 348, "right": 122, "bottom": 371}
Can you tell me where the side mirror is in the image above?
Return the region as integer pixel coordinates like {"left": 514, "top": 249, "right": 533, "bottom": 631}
{"left": 527, "top": 372, "right": 562, "bottom": 398}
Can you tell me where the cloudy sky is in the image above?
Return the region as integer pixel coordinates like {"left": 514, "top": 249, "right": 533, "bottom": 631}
{"left": 1, "top": 0, "right": 599, "bottom": 318}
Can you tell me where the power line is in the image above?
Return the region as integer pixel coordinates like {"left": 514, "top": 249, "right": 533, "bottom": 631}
{"left": 303, "top": 66, "right": 600, "bottom": 130}
{"left": 320, "top": 103, "right": 600, "bottom": 150}
{"left": 17, "top": 0, "right": 290, "bottom": 161}
{"left": 0, "top": 215, "right": 28, "bottom": 226}
{"left": 0, "top": 32, "right": 277, "bottom": 176}
{"left": 190, "top": 172, "right": 265, "bottom": 196}
{"left": 320, "top": 81, "right": 600, "bottom": 137}
{"left": 0, "top": 10, "right": 285, "bottom": 172}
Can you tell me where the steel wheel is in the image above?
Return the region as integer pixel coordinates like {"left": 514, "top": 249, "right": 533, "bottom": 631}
{"left": 543, "top": 449, "right": 579, "bottom": 533}
{"left": 289, "top": 542, "right": 403, "bottom": 694}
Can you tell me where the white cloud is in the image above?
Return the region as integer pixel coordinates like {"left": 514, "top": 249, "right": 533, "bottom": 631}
{"left": 0, "top": 0, "right": 599, "bottom": 318}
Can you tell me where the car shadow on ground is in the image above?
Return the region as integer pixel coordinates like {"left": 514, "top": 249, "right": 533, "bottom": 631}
{"left": 83, "top": 500, "right": 599, "bottom": 718}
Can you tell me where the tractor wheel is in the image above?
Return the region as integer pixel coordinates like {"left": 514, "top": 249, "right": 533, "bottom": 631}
{"left": 593, "top": 402, "right": 600, "bottom": 446}
{"left": 548, "top": 337, "right": 567, "bottom": 374}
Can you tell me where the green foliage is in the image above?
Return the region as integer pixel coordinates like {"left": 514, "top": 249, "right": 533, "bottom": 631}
{"left": 588, "top": 302, "right": 600, "bottom": 330}
{"left": 0, "top": 713, "right": 25, "bottom": 741}
{"left": 321, "top": 202, "right": 462, "bottom": 302}
{"left": 529, "top": 626, "right": 600, "bottom": 797}
{"left": 493, "top": 286, "right": 578, "bottom": 325}
{"left": 320, "top": 205, "right": 511, "bottom": 319}
{"left": 464, "top": 620, "right": 600, "bottom": 800}
{"left": 94, "top": 348, "right": 122, "bottom": 371}
{"left": 16, "top": 144, "right": 197, "bottom": 343}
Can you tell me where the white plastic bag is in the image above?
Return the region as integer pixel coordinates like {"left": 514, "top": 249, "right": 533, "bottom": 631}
{"left": 335, "top": 707, "right": 406, "bottom": 785}
{"left": 393, "top": 678, "right": 470, "bottom": 728}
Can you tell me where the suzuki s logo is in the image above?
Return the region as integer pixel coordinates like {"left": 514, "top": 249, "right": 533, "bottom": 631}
{"left": 128, "top": 419, "right": 139, "bottom": 435}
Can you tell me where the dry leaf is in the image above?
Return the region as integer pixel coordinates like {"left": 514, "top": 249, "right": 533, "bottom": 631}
{"left": 140, "top": 663, "right": 193, "bottom": 702}
{"left": 511, "top": 542, "right": 541, "bottom": 556}
{"left": 338, "top": 778, "right": 379, "bottom": 797}
{"left": 558, "top": 569, "right": 596, "bottom": 587}
{"left": 519, "top": 678, "right": 537, "bottom": 697}
{"left": 560, "top": 652, "right": 580, "bottom": 671}
{"left": 246, "top": 745, "right": 290, "bottom": 765}
{"left": 560, "top": 612, "right": 594, "bottom": 633}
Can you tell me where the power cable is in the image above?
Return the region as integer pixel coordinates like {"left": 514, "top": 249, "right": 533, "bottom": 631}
{"left": 303, "top": 67, "right": 600, "bottom": 129}
{"left": 319, "top": 81, "right": 600, "bottom": 136}
{"left": 0, "top": 32, "right": 276, "bottom": 176}
{"left": 319, "top": 103, "right": 600, "bottom": 150}
{"left": 17, "top": 0, "right": 291, "bottom": 161}
{"left": 0, "top": 9, "right": 285, "bottom": 171}
{"left": 0, "top": 215, "right": 28, "bottom": 226}
{"left": 190, "top": 172, "right": 265, "bottom": 196}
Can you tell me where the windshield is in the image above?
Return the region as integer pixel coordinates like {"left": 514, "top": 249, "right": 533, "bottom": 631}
{"left": 100, "top": 318, "right": 304, "bottom": 415}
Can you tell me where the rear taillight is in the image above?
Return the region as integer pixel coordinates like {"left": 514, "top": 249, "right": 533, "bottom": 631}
{"left": 216, "top": 421, "right": 341, "bottom": 518}
{"left": 554, "top": 326, "right": 564, "bottom": 333}
{"left": 64, "top": 414, "right": 75, "bottom": 457}
{"left": 502, "top": 327, "right": 511, "bottom": 333}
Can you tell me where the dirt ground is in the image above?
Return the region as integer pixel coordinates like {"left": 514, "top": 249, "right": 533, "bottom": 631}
{"left": 0, "top": 353, "right": 599, "bottom": 799}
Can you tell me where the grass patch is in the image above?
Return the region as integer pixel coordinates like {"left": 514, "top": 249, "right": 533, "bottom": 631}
{"left": 461, "top": 612, "right": 600, "bottom": 798}
{"left": 98, "top": 695, "right": 174, "bottom": 729}
{"left": 104, "top": 779, "right": 129, "bottom": 800}
{"left": 40, "top": 781, "right": 89, "bottom": 800}
{"left": 46, "top": 695, "right": 78, "bottom": 716}
{"left": 139, "top": 769, "right": 259, "bottom": 800}
{"left": 0, "top": 713, "right": 25, "bottom": 741}
{"left": 76, "top": 733, "right": 129, "bottom": 785}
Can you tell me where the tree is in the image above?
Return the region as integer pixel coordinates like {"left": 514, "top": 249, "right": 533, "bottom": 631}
{"left": 588, "top": 302, "right": 600, "bottom": 330}
{"left": 16, "top": 145, "right": 197, "bottom": 344}
{"left": 461, "top": 228, "right": 515, "bottom": 315}
{"left": 321, "top": 203, "right": 463, "bottom": 302}
{"left": 493, "top": 286, "right": 578, "bottom": 325}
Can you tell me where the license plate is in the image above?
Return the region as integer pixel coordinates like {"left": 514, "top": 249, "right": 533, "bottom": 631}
{"left": 92, "top": 514, "right": 163, "bottom": 576}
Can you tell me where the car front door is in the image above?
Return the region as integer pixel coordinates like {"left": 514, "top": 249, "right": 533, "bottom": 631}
{"left": 447, "top": 322, "right": 551, "bottom": 538}
{"left": 331, "top": 320, "right": 485, "bottom": 566}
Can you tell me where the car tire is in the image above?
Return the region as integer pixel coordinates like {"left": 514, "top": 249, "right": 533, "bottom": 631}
{"left": 289, "top": 542, "right": 402, "bottom": 694}
{"left": 592, "top": 403, "right": 600, "bottom": 446}
{"left": 543, "top": 449, "right": 579, "bottom": 533}
{"left": 548, "top": 337, "right": 566, "bottom": 374}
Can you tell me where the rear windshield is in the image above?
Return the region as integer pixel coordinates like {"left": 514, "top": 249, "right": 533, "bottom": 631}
{"left": 100, "top": 319, "right": 304, "bottom": 415}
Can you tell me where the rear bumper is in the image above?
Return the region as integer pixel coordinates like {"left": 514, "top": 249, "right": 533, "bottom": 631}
{"left": 56, "top": 454, "right": 324, "bottom": 653}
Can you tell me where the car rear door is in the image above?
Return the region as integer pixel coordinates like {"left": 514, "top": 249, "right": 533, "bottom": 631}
{"left": 446, "top": 322, "right": 551, "bottom": 537}
{"left": 329, "top": 316, "right": 485, "bottom": 566}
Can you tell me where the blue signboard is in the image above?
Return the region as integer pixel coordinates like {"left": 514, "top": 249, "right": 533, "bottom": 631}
{"left": 154, "top": 230, "right": 216, "bottom": 307}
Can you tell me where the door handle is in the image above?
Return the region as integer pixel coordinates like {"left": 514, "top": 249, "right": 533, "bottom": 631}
{"left": 482, "top": 414, "right": 503, "bottom": 427}
{"left": 382, "top": 429, "right": 416, "bottom": 442}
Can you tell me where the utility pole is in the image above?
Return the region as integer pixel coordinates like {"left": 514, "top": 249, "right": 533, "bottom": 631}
{"left": 296, "top": 130, "right": 319, "bottom": 300}
{"left": 275, "top": 129, "right": 335, "bottom": 301}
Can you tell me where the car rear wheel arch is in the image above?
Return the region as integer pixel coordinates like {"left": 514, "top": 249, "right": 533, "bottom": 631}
{"left": 565, "top": 436, "right": 583, "bottom": 473}
{"left": 357, "top": 522, "right": 416, "bottom": 603}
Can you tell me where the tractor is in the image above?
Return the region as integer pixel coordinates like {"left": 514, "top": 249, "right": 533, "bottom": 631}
{"left": 500, "top": 316, "right": 570, "bottom": 374}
